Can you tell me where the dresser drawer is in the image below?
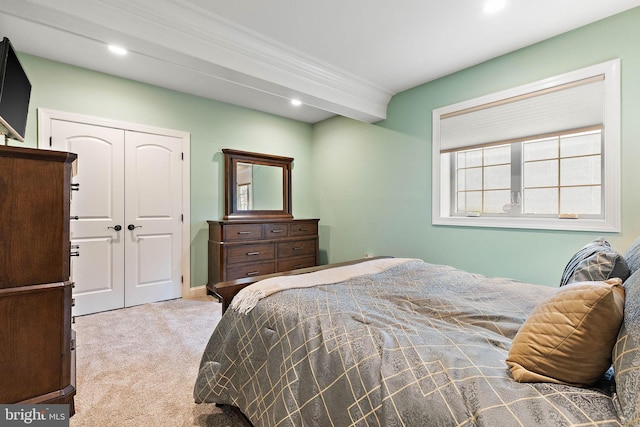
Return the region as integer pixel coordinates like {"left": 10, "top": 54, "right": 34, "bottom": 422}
{"left": 223, "top": 224, "right": 263, "bottom": 241}
{"left": 264, "top": 223, "right": 289, "bottom": 238}
{"left": 277, "top": 239, "right": 316, "bottom": 259}
{"left": 278, "top": 256, "right": 317, "bottom": 272}
{"left": 226, "top": 261, "right": 276, "bottom": 281}
{"left": 290, "top": 222, "right": 318, "bottom": 237}
{"left": 227, "top": 243, "right": 275, "bottom": 264}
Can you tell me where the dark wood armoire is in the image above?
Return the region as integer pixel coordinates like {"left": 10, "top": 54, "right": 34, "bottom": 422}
{"left": 0, "top": 145, "right": 77, "bottom": 414}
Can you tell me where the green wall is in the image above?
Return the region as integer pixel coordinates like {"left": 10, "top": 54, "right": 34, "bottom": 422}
{"left": 12, "top": 6, "right": 640, "bottom": 290}
{"left": 313, "top": 7, "right": 640, "bottom": 286}
{"left": 14, "top": 54, "right": 315, "bottom": 288}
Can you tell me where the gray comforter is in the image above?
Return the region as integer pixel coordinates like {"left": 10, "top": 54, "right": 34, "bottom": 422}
{"left": 194, "top": 260, "right": 622, "bottom": 426}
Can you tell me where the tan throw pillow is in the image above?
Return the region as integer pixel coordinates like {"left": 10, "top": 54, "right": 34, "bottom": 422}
{"left": 506, "top": 279, "right": 625, "bottom": 386}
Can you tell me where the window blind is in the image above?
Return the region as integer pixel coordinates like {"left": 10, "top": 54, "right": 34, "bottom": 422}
{"left": 439, "top": 76, "right": 605, "bottom": 153}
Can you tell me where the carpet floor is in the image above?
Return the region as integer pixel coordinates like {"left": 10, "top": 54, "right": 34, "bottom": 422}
{"left": 69, "top": 296, "right": 244, "bottom": 427}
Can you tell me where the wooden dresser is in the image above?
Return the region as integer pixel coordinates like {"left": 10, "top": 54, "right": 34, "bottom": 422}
{"left": 207, "top": 219, "right": 320, "bottom": 292}
{"left": 0, "top": 146, "right": 77, "bottom": 414}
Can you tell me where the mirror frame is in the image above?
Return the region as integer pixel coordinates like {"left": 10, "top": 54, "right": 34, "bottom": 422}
{"left": 223, "top": 148, "right": 293, "bottom": 220}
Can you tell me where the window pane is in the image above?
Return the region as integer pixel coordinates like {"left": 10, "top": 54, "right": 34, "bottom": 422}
{"left": 460, "top": 149, "right": 482, "bottom": 168}
{"left": 484, "top": 190, "right": 510, "bottom": 213}
{"left": 561, "top": 186, "right": 601, "bottom": 215}
{"left": 484, "top": 145, "right": 510, "bottom": 165}
{"left": 459, "top": 191, "right": 482, "bottom": 213}
{"left": 457, "top": 152, "right": 467, "bottom": 169}
{"left": 524, "top": 160, "right": 558, "bottom": 187}
{"left": 459, "top": 167, "right": 482, "bottom": 191}
{"left": 561, "top": 132, "right": 601, "bottom": 157}
{"left": 457, "top": 192, "right": 466, "bottom": 212}
{"left": 484, "top": 164, "right": 510, "bottom": 189}
{"left": 524, "top": 138, "right": 557, "bottom": 161}
{"left": 561, "top": 156, "right": 601, "bottom": 186}
{"left": 524, "top": 188, "right": 558, "bottom": 214}
{"left": 457, "top": 168, "right": 466, "bottom": 191}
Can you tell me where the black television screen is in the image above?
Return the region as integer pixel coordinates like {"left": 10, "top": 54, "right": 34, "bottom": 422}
{"left": 0, "top": 37, "right": 31, "bottom": 142}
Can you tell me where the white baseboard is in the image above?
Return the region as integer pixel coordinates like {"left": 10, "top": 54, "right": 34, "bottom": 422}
{"left": 184, "top": 285, "right": 208, "bottom": 299}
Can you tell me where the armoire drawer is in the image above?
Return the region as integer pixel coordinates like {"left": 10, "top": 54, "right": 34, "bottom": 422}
{"left": 277, "top": 239, "right": 316, "bottom": 259}
{"left": 227, "top": 243, "right": 275, "bottom": 264}
{"left": 226, "top": 261, "right": 276, "bottom": 281}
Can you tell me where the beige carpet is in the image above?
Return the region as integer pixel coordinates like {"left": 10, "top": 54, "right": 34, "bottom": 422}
{"left": 69, "top": 296, "right": 244, "bottom": 427}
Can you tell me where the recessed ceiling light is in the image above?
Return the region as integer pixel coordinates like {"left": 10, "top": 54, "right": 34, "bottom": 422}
{"left": 108, "top": 44, "right": 128, "bottom": 56}
{"left": 290, "top": 99, "right": 302, "bottom": 106}
{"left": 483, "top": 0, "right": 507, "bottom": 14}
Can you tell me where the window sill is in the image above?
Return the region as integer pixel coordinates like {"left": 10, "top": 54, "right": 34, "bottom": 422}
{"left": 432, "top": 215, "right": 620, "bottom": 232}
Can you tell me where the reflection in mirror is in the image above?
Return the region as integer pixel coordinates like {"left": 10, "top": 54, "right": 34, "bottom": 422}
{"left": 236, "top": 162, "right": 284, "bottom": 211}
{"left": 223, "top": 148, "right": 293, "bottom": 220}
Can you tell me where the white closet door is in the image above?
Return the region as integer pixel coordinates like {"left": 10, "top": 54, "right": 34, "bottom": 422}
{"left": 123, "top": 131, "right": 183, "bottom": 307}
{"left": 50, "top": 120, "right": 126, "bottom": 315}
{"left": 49, "top": 121, "right": 184, "bottom": 315}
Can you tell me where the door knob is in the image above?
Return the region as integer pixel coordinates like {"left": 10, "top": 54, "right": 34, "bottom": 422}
{"left": 108, "top": 225, "right": 122, "bottom": 231}
{"left": 127, "top": 224, "right": 142, "bottom": 231}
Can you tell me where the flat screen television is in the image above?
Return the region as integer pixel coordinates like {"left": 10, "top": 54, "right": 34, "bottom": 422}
{"left": 0, "top": 37, "right": 31, "bottom": 143}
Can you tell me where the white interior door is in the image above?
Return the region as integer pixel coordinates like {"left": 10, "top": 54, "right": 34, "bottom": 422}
{"left": 48, "top": 120, "right": 184, "bottom": 315}
{"left": 50, "top": 120, "right": 126, "bottom": 315}
{"left": 124, "top": 131, "right": 183, "bottom": 306}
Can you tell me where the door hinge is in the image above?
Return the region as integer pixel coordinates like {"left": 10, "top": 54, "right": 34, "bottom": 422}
{"left": 49, "top": 136, "right": 52, "bottom": 147}
{"left": 181, "top": 152, "right": 184, "bottom": 160}
{"left": 181, "top": 214, "right": 183, "bottom": 222}
{"left": 181, "top": 275, "right": 184, "bottom": 283}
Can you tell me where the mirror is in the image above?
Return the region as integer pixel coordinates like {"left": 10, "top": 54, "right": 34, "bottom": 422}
{"left": 223, "top": 149, "right": 293, "bottom": 220}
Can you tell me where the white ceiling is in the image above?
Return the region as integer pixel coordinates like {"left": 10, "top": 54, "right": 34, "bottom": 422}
{"left": 2, "top": 0, "right": 639, "bottom": 123}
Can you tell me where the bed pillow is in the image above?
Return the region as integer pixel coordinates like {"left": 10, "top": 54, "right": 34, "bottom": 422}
{"left": 624, "top": 236, "right": 640, "bottom": 275}
{"left": 506, "top": 278, "right": 625, "bottom": 387}
{"left": 560, "top": 237, "right": 630, "bottom": 287}
{"left": 613, "top": 269, "right": 640, "bottom": 424}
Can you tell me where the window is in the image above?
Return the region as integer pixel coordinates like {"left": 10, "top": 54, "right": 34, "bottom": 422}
{"left": 453, "top": 128, "right": 602, "bottom": 217}
{"left": 432, "top": 60, "right": 620, "bottom": 231}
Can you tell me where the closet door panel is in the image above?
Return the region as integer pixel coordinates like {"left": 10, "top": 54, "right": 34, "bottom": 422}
{"left": 50, "top": 120, "right": 126, "bottom": 315}
{"left": 124, "top": 131, "right": 182, "bottom": 307}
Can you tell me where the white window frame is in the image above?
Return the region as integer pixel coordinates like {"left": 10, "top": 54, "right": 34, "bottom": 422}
{"left": 432, "top": 59, "right": 621, "bottom": 232}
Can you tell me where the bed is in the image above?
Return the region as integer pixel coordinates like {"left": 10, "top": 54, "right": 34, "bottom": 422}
{"left": 194, "top": 238, "right": 640, "bottom": 427}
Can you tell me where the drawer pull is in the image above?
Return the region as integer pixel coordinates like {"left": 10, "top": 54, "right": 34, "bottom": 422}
{"left": 298, "top": 228, "right": 309, "bottom": 232}
{"left": 293, "top": 264, "right": 304, "bottom": 269}
{"left": 247, "top": 271, "right": 260, "bottom": 276}
{"left": 270, "top": 229, "right": 284, "bottom": 233}
{"left": 292, "top": 246, "right": 304, "bottom": 251}
{"left": 246, "top": 251, "right": 260, "bottom": 256}
{"left": 238, "top": 231, "right": 253, "bottom": 235}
